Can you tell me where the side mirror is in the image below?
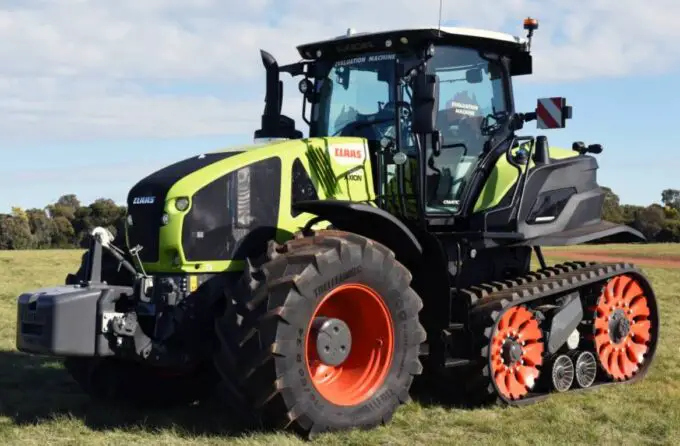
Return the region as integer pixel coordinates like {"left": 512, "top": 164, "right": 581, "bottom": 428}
{"left": 511, "top": 52, "right": 533, "bottom": 76}
{"left": 411, "top": 72, "right": 439, "bottom": 134}
{"left": 334, "top": 66, "right": 350, "bottom": 90}
{"left": 466, "top": 68, "right": 483, "bottom": 84}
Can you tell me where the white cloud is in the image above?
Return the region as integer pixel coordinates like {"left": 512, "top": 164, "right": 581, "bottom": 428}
{"left": 0, "top": 0, "right": 678, "bottom": 143}
{"left": 0, "top": 76, "right": 262, "bottom": 142}
{"left": 525, "top": 0, "right": 680, "bottom": 81}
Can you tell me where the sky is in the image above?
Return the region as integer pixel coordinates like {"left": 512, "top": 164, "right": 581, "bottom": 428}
{"left": 1, "top": 0, "right": 678, "bottom": 213}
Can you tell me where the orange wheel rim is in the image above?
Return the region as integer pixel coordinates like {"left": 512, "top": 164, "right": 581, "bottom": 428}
{"left": 593, "top": 275, "right": 652, "bottom": 381}
{"left": 489, "top": 306, "right": 544, "bottom": 400}
{"left": 305, "top": 283, "right": 394, "bottom": 406}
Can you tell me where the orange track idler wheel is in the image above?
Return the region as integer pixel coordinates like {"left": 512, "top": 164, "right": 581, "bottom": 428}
{"left": 305, "top": 283, "right": 394, "bottom": 406}
{"left": 593, "top": 274, "right": 652, "bottom": 381}
{"left": 489, "top": 306, "right": 544, "bottom": 400}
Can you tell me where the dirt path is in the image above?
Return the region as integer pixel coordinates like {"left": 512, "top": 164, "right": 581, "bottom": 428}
{"left": 546, "top": 251, "right": 680, "bottom": 269}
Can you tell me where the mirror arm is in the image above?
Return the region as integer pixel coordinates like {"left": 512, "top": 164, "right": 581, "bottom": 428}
{"left": 279, "top": 61, "right": 307, "bottom": 76}
{"left": 432, "top": 130, "right": 442, "bottom": 156}
{"left": 521, "top": 111, "right": 536, "bottom": 122}
{"left": 399, "top": 43, "right": 435, "bottom": 81}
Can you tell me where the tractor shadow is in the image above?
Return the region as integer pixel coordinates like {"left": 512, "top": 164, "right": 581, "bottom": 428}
{"left": 409, "top": 372, "right": 490, "bottom": 411}
{"left": 0, "top": 350, "right": 488, "bottom": 437}
{"left": 0, "top": 350, "right": 267, "bottom": 438}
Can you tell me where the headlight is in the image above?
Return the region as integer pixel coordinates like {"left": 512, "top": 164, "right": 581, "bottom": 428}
{"left": 175, "top": 197, "right": 190, "bottom": 211}
{"left": 161, "top": 213, "right": 169, "bottom": 225}
{"left": 126, "top": 214, "right": 133, "bottom": 226}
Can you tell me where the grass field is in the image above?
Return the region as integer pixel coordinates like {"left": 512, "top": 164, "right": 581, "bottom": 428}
{"left": 1, "top": 246, "right": 679, "bottom": 445}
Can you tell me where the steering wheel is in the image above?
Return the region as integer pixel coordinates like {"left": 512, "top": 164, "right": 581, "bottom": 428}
{"left": 381, "top": 100, "right": 412, "bottom": 120}
{"left": 335, "top": 101, "right": 412, "bottom": 141}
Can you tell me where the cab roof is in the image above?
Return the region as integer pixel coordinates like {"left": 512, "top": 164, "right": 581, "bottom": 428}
{"left": 296, "top": 26, "right": 528, "bottom": 60}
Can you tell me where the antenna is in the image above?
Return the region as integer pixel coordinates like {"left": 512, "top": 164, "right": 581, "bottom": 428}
{"left": 437, "top": 0, "right": 443, "bottom": 36}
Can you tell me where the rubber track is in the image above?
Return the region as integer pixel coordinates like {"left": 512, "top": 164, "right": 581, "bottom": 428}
{"left": 459, "top": 260, "right": 659, "bottom": 406}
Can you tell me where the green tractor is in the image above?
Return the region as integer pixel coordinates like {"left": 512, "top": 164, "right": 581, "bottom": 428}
{"left": 16, "top": 17, "right": 658, "bottom": 437}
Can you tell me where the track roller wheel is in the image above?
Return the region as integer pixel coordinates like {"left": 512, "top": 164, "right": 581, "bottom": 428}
{"left": 572, "top": 351, "right": 597, "bottom": 388}
{"left": 213, "top": 230, "right": 426, "bottom": 438}
{"left": 592, "top": 274, "right": 657, "bottom": 381}
{"left": 551, "top": 354, "right": 574, "bottom": 392}
{"left": 484, "top": 305, "right": 545, "bottom": 401}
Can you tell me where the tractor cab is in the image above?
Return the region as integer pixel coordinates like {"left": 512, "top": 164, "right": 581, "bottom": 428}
{"left": 255, "top": 19, "right": 571, "bottom": 227}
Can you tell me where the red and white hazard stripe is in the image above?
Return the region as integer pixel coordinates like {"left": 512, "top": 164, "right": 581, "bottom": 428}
{"left": 536, "top": 97, "right": 565, "bottom": 129}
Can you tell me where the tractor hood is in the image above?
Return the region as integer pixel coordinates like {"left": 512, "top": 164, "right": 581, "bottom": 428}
{"left": 127, "top": 151, "right": 245, "bottom": 207}
{"left": 124, "top": 140, "right": 279, "bottom": 264}
{"left": 126, "top": 141, "right": 277, "bottom": 207}
{"left": 125, "top": 150, "right": 246, "bottom": 263}
{"left": 124, "top": 136, "right": 375, "bottom": 271}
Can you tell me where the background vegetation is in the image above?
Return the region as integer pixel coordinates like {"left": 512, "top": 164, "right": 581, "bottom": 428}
{"left": 1, "top": 187, "right": 680, "bottom": 250}
{"left": 0, "top": 194, "right": 126, "bottom": 250}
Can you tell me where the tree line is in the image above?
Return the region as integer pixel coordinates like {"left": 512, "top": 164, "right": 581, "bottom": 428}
{"left": 0, "top": 195, "right": 126, "bottom": 250}
{"left": 602, "top": 188, "right": 680, "bottom": 242}
{"left": 1, "top": 189, "right": 680, "bottom": 250}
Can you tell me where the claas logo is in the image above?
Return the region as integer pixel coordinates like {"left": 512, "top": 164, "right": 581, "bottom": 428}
{"left": 334, "top": 147, "right": 363, "bottom": 159}
{"left": 330, "top": 144, "right": 366, "bottom": 165}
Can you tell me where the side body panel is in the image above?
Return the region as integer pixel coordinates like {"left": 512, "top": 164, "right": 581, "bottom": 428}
{"left": 125, "top": 137, "right": 376, "bottom": 274}
{"left": 473, "top": 146, "right": 578, "bottom": 213}
{"left": 469, "top": 143, "right": 645, "bottom": 245}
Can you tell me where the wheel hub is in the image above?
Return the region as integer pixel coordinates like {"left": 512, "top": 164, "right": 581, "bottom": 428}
{"left": 313, "top": 317, "right": 352, "bottom": 366}
{"left": 502, "top": 338, "right": 523, "bottom": 365}
{"left": 608, "top": 309, "right": 630, "bottom": 344}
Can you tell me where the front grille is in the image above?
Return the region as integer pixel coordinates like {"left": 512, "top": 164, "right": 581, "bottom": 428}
{"left": 127, "top": 205, "right": 163, "bottom": 263}
{"left": 127, "top": 184, "right": 166, "bottom": 264}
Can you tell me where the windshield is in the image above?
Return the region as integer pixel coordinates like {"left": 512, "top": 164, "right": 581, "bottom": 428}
{"left": 425, "top": 45, "right": 509, "bottom": 213}
{"left": 311, "top": 52, "right": 403, "bottom": 141}
{"left": 307, "top": 45, "right": 509, "bottom": 218}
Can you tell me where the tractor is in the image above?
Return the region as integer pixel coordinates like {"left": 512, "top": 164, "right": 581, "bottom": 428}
{"left": 15, "top": 18, "right": 659, "bottom": 438}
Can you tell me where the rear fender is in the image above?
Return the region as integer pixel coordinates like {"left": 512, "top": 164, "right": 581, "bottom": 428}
{"left": 519, "top": 220, "right": 646, "bottom": 246}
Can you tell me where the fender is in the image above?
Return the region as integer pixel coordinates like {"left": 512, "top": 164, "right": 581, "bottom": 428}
{"left": 293, "top": 200, "right": 423, "bottom": 265}
{"left": 517, "top": 220, "right": 646, "bottom": 246}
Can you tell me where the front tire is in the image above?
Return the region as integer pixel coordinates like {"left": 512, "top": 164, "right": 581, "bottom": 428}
{"left": 214, "top": 230, "right": 426, "bottom": 437}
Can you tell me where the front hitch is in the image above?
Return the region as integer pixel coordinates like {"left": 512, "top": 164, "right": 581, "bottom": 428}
{"left": 66, "top": 226, "right": 141, "bottom": 287}
{"left": 16, "top": 227, "right": 197, "bottom": 369}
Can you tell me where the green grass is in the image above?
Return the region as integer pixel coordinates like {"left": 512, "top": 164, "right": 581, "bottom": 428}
{"left": 1, "top": 246, "right": 679, "bottom": 445}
